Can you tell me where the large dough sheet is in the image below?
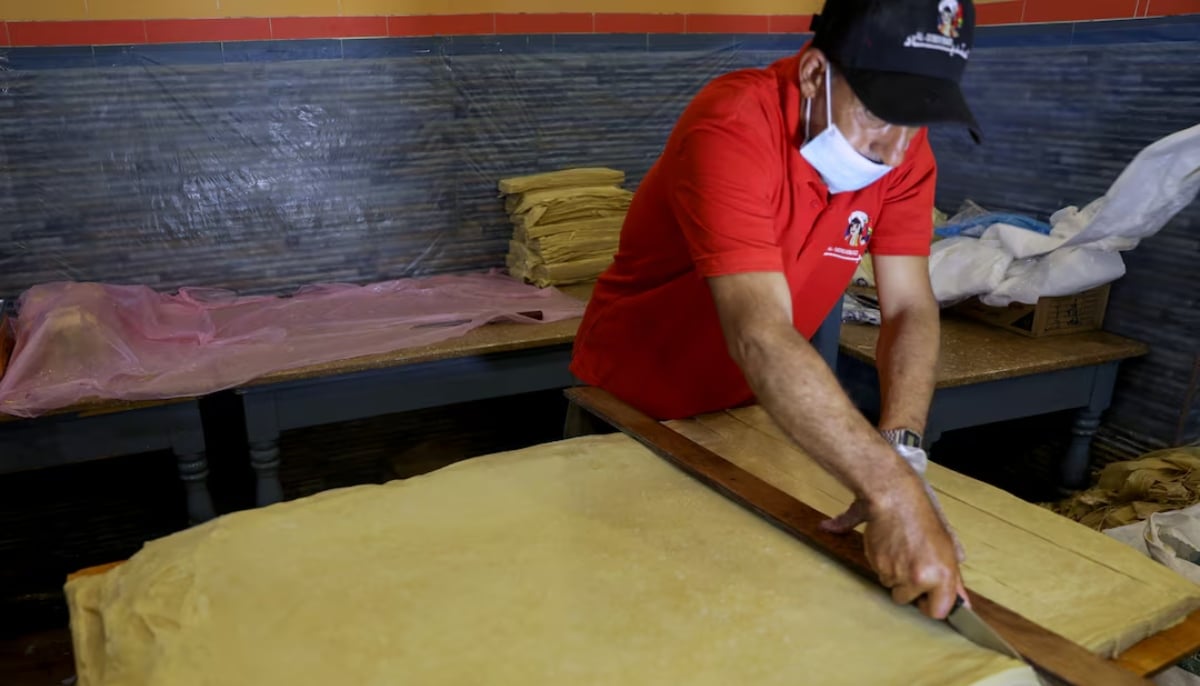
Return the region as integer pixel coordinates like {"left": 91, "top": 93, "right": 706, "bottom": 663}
{"left": 666, "top": 407, "right": 1200, "bottom": 657}
{"left": 67, "top": 433, "right": 1038, "bottom": 686}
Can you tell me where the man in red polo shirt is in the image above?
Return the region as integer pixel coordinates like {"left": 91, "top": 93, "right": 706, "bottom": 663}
{"left": 571, "top": 0, "right": 983, "bottom": 620}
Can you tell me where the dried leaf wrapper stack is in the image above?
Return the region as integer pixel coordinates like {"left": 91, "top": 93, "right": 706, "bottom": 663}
{"left": 501, "top": 168, "right": 631, "bottom": 287}
{"left": 1048, "top": 447, "right": 1200, "bottom": 530}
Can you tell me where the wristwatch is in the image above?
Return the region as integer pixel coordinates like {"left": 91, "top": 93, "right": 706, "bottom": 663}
{"left": 880, "top": 428, "right": 923, "bottom": 448}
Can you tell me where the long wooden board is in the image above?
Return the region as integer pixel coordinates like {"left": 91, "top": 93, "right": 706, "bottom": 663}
{"left": 564, "top": 386, "right": 1153, "bottom": 686}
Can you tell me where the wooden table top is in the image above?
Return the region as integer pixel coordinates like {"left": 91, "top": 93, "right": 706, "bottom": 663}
{"left": 839, "top": 314, "right": 1150, "bottom": 389}
{"left": 0, "top": 282, "right": 595, "bottom": 420}
{"left": 0, "top": 396, "right": 199, "bottom": 424}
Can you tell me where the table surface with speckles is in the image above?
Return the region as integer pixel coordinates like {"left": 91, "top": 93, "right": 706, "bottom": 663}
{"left": 838, "top": 315, "right": 1149, "bottom": 389}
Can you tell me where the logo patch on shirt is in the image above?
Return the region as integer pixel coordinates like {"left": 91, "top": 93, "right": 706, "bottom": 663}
{"left": 844, "top": 210, "right": 873, "bottom": 248}
{"left": 822, "top": 210, "right": 872, "bottom": 263}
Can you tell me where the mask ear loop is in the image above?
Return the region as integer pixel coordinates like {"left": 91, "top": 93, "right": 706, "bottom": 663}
{"left": 804, "top": 97, "right": 812, "bottom": 143}
{"left": 803, "top": 62, "right": 834, "bottom": 144}
{"left": 824, "top": 62, "right": 834, "bottom": 132}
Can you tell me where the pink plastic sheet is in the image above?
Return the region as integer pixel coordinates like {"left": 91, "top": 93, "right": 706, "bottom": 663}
{"left": 0, "top": 271, "right": 585, "bottom": 418}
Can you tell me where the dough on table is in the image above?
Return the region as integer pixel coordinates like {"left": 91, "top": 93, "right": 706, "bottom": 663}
{"left": 67, "top": 432, "right": 1037, "bottom": 686}
{"left": 667, "top": 406, "right": 1200, "bottom": 657}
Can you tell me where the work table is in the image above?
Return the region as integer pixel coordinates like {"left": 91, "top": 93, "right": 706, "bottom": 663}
{"left": 837, "top": 314, "right": 1149, "bottom": 489}
{"left": 839, "top": 315, "right": 1148, "bottom": 389}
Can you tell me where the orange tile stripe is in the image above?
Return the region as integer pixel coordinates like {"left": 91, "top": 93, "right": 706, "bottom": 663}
{"left": 2, "top": 8, "right": 1194, "bottom": 47}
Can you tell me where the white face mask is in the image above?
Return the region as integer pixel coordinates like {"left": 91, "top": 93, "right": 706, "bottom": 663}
{"left": 800, "top": 64, "right": 893, "bottom": 194}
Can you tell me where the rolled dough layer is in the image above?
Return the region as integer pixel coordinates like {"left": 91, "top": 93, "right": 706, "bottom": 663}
{"left": 67, "top": 433, "right": 1037, "bottom": 686}
{"left": 667, "top": 407, "right": 1200, "bottom": 657}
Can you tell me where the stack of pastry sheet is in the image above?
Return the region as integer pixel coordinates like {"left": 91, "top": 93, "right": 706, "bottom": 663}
{"left": 501, "top": 167, "right": 631, "bottom": 287}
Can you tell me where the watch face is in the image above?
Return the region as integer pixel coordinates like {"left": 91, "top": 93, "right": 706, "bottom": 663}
{"left": 884, "top": 429, "right": 923, "bottom": 447}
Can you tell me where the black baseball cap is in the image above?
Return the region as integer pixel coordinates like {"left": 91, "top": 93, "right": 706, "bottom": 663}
{"left": 811, "top": 0, "right": 982, "bottom": 143}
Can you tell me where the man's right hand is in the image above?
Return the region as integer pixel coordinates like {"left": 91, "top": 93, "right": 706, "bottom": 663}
{"left": 703, "top": 271, "right": 965, "bottom": 619}
{"left": 862, "top": 473, "right": 966, "bottom": 620}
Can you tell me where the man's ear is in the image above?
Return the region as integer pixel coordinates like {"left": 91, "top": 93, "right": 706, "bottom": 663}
{"left": 797, "top": 48, "right": 828, "bottom": 100}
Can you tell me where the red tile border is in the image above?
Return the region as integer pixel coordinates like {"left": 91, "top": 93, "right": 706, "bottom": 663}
{"left": 9, "top": 20, "right": 146, "bottom": 47}
{"left": 686, "top": 14, "right": 770, "bottom": 33}
{"left": 271, "top": 16, "right": 387, "bottom": 40}
{"left": 1022, "top": 0, "right": 1138, "bottom": 22}
{"left": 768, "top": 15, "right": 815, "bottom": 33}
{"left": 145, "top": 18, "right": 270, "bottom": 43}
{"left": 1143, "top": 0, "right": 1200, "bottom": 16}
{"left": 494, "top": 13, "right": 593, "bottom": 34}
{"left": 388, "top": 14, "right": 493, "bottom": 37}
{"left": 975, "top": 1, "right": 1026, "bottom": 25}
{"left": 3, "top": 10, "right": 1193, "bottom": 47}
{"left": 594, "top": 13, "right": 685, "bottom": 33}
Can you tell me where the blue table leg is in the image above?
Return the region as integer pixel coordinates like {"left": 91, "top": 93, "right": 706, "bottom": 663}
{"left": 1061, "top": 362, "right": 1119, "bottom": 490}
{"left": 243, "top": 393, "right": 285, "bottom": 507}
{"left": 175, "top": 449, "right": 215, "bottom": 524}
{"left": 250, "top": 439, "right": 284, "bottom": 506}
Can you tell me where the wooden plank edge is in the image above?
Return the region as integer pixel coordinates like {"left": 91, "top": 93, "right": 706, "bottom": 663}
{"left": 565, "top": 385, "right": 1153, "bottom": 686}
{"left": 1115, "top": 609, "right": 1200, "bottom": 677}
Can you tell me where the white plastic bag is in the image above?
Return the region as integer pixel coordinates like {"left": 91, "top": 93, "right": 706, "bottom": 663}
{"left": 982, "top": 245, "right": 1127, "bottom": 306}
{"left": 928, "top": 236, "right": 1013, "bottom": 305}
{"left": 1065, "top": 123, "right": 1200, "bottom": 250}
{"left": 927, "top": 123, "right": 1200, "bottom": 306}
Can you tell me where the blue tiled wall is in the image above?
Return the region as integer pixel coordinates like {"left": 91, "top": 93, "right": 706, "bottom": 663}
{"left": 0, "top": 35, "right": 763, "bottom": 297}
{"left": 0, "top": 15, "right": 1196, "bottom": 445}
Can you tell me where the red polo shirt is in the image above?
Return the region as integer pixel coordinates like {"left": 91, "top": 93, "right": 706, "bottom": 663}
{"left": 570, "top": 51, "right": 937, "bottom": 420}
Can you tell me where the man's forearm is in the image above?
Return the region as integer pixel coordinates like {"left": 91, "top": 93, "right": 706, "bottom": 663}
{"left": 730, "top": 323, "right": 920, "bottom": 506}
{"left": 876, "top": 302, "right": 940, "bottom": 434}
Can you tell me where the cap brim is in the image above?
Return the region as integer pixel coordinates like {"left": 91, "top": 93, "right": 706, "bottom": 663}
{"left": 841, "top": 68, "right": 983, "bottom": 144}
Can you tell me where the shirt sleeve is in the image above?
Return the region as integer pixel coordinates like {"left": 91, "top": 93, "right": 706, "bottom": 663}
{"left": 868, "top": 130, "right": 938, "bottom": 257}
{"left": 665, "top": 96, "right": 784, "bottom": 278}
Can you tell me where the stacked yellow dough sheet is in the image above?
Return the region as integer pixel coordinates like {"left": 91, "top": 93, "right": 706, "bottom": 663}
{"left": 66, "top": 408, "right": 1200, "bottom": 685}
{"left": 501, "top": 167, "right": 631, "bottom": 287}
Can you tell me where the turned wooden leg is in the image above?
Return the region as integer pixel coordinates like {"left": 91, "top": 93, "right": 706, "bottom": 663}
{"left": 1060, "top": 363, "right": 1119, "bottom": 491}
{"left": 1062, "top": 408, "right": 1103, "bottom": 491}
{"left": 250, "top": 437, "right": 284, "bottom": 506}
{"left": 175, "top": 449, "right": 216, "bottom": 524}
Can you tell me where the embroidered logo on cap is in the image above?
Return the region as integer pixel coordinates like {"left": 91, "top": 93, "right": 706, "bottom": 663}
{"left": 903, "top": 0, "right": 971, "bottom": 59}
{"left": 937, "top": 0, "right": 964, "bottom": 39}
